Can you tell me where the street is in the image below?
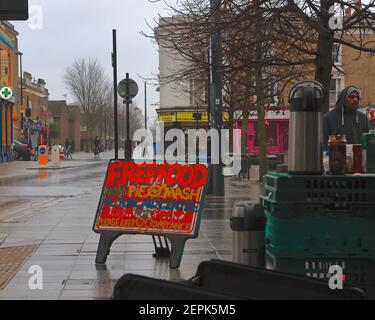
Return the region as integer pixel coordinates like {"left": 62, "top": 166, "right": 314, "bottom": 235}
{"left": 0, "top": 151, "right": 260, "bottom": 300}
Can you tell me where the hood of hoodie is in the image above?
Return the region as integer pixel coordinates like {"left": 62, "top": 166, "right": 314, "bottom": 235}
{"left": 334, "top": 86, "right": 360, "bottom": 125}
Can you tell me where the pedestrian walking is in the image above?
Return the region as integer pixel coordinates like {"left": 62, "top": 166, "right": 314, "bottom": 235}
{"left": 65, "top": 138, "right": 73, "bottom": 160}
{"left": 93, "top": 136, "right": 101, "bottom": 159}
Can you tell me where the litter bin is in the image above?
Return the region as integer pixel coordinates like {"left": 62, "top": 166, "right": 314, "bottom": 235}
{"left": 52, "top": 145, "right": 60, "bottom": 166}
{"left": 230, "top": 201, "right": 266, "bottom": 268}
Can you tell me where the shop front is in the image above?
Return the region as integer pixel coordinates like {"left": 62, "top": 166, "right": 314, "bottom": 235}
{"left": 0, "top": 97, "right": 14, "bottom": 162}
{"left": 235, "top": 108, "right": 290, "bottom": 156}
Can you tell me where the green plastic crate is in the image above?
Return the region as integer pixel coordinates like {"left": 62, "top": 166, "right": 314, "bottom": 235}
{"left": 266, "top": 251, "right": 375, "bottom": 296}
{"left": 262, "top": 200, "right": 375, "bottom": 218}
{"left": 263, "top": 173, "right": 375, "bottom": 205}
{"left": 265, "top": 209, "right": 375, "bottom": 259}
{"left": 262, "top": 172, "right": 375, "bottom": 297}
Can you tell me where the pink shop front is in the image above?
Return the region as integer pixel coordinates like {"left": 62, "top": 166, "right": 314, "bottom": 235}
{"left": 235, "top": 108, "right": 289, "bottom": 156}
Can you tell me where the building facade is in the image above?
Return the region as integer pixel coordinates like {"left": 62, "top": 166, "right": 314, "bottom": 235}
{"left": 48, "top": 100, "right": 81, "bottom": 151}
{"left": 68, "top": 105, "right": 81, "bottom": 152}
{"left": 156, "top": 15, "right": 375, "bottom": 155}
{"left": 0, "top": 21, "right": 19, "bottom": 162}
{"left": 155, "top": 17, "right": 213, "bottom": 132}
{"left": 20, "top": 72, "right": 50, "bottom": 152}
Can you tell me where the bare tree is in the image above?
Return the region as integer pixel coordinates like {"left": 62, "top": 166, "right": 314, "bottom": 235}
{"left": 148, "top": 0, "right": 304, "bottom": 180}
{"left": 100, "top": 87, "right": 115, "bottom": 149}
{"left": 264, "top": 0, "right": 375, "bottom": 111}
{"left": 129, "top": 103, "right": 144, "bottom": 139}
{"left": 118, "top": 100, "right": 144, "bottom": 145}
{"left": 148, "top": 0, "right": 375, "bottom": 180}
{"left": 63, "top": 58, "right": 111, "bottom": 139}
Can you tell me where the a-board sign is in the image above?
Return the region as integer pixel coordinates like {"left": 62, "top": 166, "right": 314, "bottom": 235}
{"left": 93, "top": 160, "right": 209, "bottom": 268}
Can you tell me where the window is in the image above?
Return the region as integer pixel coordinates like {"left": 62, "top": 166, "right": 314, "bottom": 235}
{"left": 0, "top": 49, "right": 9, "bottom": 86}
{"left": 253, "top": 122, "right": 278, "bottom": 147}
{"left": 330, "top": 79, "right": 337, "bottom": 106}
{"left": 189, "top": 79, "right": 207, "bottom": 106}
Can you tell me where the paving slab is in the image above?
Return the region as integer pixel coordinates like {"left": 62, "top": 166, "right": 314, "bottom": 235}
{"left": 0, "top": 245, "right": 39, "bottom": 289}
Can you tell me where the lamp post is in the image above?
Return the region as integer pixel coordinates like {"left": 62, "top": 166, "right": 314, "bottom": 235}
{"left": 15, "top": 52, "right": 24, "bottom": 136}
{"left": 144, "top": 81, "right": 147, "bottom": 130}
{"left": 112, "top": 29, "right": 119, "bottom": 159}
{"left": 125, "top": 73, "right": 131, "bottom": 159}
{"left": 144, "top": 82, "right": 160, "bottom": 130}
{"left": 210, "top": 0, "right": 224, "bottom": 196}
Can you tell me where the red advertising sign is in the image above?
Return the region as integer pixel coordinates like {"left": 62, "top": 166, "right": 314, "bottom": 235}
{"left": 369, "top": 109, "right": 375, "bottom": 123}
{"left": 93, "top": 160, "right": 209, "bottom": 236}
{"left": 39, "top": 110, "right": 52, "bottom": 119}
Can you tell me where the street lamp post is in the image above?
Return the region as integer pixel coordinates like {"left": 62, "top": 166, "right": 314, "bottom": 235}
{"left": 16, "top": 52, "right": 24, "bottom": 136}
{"left": 112, "top": 29, "right": 119, "bottom": 159}
{"left": 210, "top": 0, "right": 225, "bottom": 196}
{"left": 125, "top": 73, "right": 132, "bottom": 159}
{"left": 144, "top": 81, "right": 147, "bottom": 130}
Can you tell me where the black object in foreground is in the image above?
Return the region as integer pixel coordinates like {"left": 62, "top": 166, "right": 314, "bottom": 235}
{"left": 0, "top": 0, "right": 28, "bottom": 20}
{"left": 111, "top": 274, "right": 241, "bottom": 300}
{"left": 112, "top": 259, "right": 367, "bottom": 300}
{"left": 187, "top": 259, "right": 367, "bottom": 300}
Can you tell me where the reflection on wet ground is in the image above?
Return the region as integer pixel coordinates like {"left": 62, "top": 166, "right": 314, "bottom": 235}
{"left": 0, "top": 161, "right": 261, "bottom": 299}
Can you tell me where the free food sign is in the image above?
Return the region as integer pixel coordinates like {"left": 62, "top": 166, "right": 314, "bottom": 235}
{"left": 93, "top": 160, "right": 209, "bottom": 236}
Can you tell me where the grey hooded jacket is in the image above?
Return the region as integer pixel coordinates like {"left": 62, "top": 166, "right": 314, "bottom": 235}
{"left": 323, "top": 86, "right": 369, "bottom": 149}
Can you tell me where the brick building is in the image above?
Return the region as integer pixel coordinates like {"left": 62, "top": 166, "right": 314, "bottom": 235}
{"left": 48, "top": 100, "right": 81, "bottom": 151}
{"left": 19, "top": 72, "right": 50, "bottom": 149}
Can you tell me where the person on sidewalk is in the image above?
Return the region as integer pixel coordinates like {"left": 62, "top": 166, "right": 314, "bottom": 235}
{"left": 93, "top": 136, "right": 101, "bottom": 159}
{"left": 323, "top": 86, "right": 370, "bottom": 149}
{"left": 65, "top": 138, "right": 73, "bottom": 160}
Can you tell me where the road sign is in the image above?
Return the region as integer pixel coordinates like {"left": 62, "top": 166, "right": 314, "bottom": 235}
{"left": 0, "top": 0, "right": 29, "bottom": 20}
{"left": 0, "top": 87, "right": 13, "bottom": 100}
{"left": 39, "top": 110, "right": 52, "bottom": 118}
{"left": 118, "top": 78, "right": 138, "bottom": 99}
{"left": 20, "top": 104, "right": 26, "bottom": 113}
{"left": 38, "top": 145, "right": 48, "bottom": 165}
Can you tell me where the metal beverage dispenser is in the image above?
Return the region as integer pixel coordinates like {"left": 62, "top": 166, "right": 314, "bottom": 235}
{"left": 288, "top": 81, "right": 325, "bottom": 175}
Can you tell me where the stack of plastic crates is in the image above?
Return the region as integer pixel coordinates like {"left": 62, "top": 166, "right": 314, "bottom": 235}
{"left": 261, "top": 172, "right": 375, "bottom": 297}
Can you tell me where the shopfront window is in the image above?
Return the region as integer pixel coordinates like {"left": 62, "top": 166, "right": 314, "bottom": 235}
{"left": 253, "top": 122, "right": 278, "bottom": 147}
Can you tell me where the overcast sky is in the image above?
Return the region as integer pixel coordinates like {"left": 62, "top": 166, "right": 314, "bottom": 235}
{"left": 12, "top": 0, "right": 174, "bottom": 122}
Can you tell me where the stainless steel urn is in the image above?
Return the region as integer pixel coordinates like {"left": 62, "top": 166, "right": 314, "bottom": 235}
{"left": 288, "top": 80, "right": 325, "bottom": 175}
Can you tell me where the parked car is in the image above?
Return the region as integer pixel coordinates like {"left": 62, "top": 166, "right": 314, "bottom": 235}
{"left": 12, "top": 140, "right": 31, "bottom": 161}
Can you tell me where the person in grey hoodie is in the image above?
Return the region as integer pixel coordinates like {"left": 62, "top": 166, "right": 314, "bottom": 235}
{"left": 323, "top": 86, "right": 369, "bottom": 150}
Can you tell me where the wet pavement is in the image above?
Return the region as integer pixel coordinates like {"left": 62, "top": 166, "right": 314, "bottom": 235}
{"left": 0, "top": 152, "right": 261, "bottom": 300}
